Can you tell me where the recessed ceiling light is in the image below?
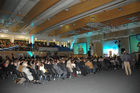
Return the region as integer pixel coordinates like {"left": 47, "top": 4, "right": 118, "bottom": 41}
{"left": 65, "top": 8, "right": 69, "bottom": 11}
{"left": 60, "top": 25, "right": 63, "bottom": 27}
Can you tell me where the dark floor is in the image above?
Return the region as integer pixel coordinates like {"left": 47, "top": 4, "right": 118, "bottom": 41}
{"left": 0, "top": 69, "right": 140, "bottom": 93}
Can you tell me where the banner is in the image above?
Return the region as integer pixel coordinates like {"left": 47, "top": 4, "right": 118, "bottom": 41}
{"left": 39, "top": 47, "right": 58, "bottom": 51}
{"left": 0, "top": 45, "right": 19, "bottom": 51}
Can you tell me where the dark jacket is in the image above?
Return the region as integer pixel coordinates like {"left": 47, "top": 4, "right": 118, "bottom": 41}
{"left": 121, "top": 53, "right": 131, "bottom": 62}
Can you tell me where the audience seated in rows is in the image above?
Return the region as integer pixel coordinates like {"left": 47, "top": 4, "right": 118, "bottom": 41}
{"left": 0, "top": 39, "right": 70, "bottom": 51}
{"left": 0, "top": 54, "right": 138, "bottom": 85}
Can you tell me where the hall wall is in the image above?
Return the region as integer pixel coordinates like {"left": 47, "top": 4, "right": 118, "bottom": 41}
{"left": 76, "top": 28, "right": 140, "bottom": 56}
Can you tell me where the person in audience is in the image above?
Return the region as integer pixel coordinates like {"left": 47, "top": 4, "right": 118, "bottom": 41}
{"left": 78, "top": 59, "right": 87, "bottom": 76}
{"left": 2, "top": 60, "right": 10, "bottom": 79}
{"left": 110, "top": 57, "right": 116, "bottom": 70}
{"left": 92, "top": 57, "right": 97, "bottom": 73}
{"left": 98, "top": 56, "right": 104, "bottom": 71}
{"left": 57, "top": 60, "right": 67, "bottom": 79}
{"left": 39, "top": 62, "right": 48, "bottom": 81}
{"left": 52, "top": 60, "right": 63, "bottom": 79}
{"left": 66, "top": 59, "right": 74, "bottom": 78}
{"left": 85, "top": 60, "right": 93, "bottom": 74}
{"left": 44, "top": 60, "right": 56, "bottom": 80}
{"left": 30, "top": 61, "right": 41, "bottom": 82}
{"left": 71, "top": 60, "right": 77, "bottom": 77}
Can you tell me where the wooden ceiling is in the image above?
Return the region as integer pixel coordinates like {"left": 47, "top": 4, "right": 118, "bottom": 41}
{"left": 30, "top": 0, "right": 113, "bottom": 34}
{"left": 60, "top": 11, "right": 140, "bottom": 38}
{"left": 49, "top": 1, "right": 140, "bottom": 38}
{"left": 102, "top": 12, "right": 140, "bottom": 27}
{"left": 10, "top": 0, "right": 60, "bottom": 32}
{"left": 0, "top": 0, "right": 140, "bottom": 39}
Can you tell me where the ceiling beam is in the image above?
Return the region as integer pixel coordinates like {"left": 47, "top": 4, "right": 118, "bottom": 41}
{"left": 11, "top": 0, "right": 59, "bottom": 32}
{"left": 23, "top": 0, "right": 60, "bottom": 24}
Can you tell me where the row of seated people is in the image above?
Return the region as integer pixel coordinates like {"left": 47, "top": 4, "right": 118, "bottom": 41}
{"left": 0, "top": 40, "right": 15, "bottom": 48}
{"left": 0, "top": 40, "right": 28, "bottom": 48}
{"left": 0, "top": 40, "right": 69, "bottom": 51}
{"left": 0, "top": 55, "right": 135, "bottom": 84}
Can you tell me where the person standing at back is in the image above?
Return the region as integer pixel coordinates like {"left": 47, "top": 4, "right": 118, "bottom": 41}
{"left": 121, "top": 50, "right": 132, "bottom": 76}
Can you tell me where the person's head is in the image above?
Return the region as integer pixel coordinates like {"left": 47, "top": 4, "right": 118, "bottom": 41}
{"left": 123, "top": 50, "right": 126, "bottom": 54}
{"left": 5, "top": 60, "right": 9, "bottom": 64}
{"left": 14, "top": 62, "right": 17, "bottom": 66}
{"left": 22, "top": 62, "right": 28, "bottom": 67}
{"left": 11, "top": 62, "right": 14, "bottom": 65}
{"left": 44, "top": 60, "right": 47, "bottom": 64}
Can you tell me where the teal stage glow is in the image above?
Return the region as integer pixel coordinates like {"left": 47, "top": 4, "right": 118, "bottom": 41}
{"left": 73, "top": 43, "right": 87, "bottom": 54}
{"left": 70, "top": 40, "right": 75, "bottom": 49}
{"left": 27, "top": 51, "right": 33, "bottom": 57}
{"left": 31, "top": 35, "right": 34, "bottom": 44}
{"left": 129, "top": 34, "right": 140, "bottom": 53}
{"left": 103, "top": 40, "right": 119, "bottom": 57}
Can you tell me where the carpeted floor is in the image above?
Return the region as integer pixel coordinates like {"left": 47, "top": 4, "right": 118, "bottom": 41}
{"left": 0, "top": 69, "right": 140, "bottom": 93}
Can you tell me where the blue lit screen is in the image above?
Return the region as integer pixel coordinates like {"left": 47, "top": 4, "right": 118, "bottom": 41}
{"left": 103, "top": 40, "right": 119, "bottom": 57}
{"left": 129, "top": 34, "right": 140, "bottom": 53}
{"left": 73, "top": 43, "right": 87, "bottom": 54}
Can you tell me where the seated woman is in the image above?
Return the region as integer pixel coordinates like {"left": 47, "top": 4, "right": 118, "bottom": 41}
{"left": 38, "top": 62, "right": 49, "bottom": 81}
{"left": 16, "top": 61, "right": 41, "bottom": 84}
